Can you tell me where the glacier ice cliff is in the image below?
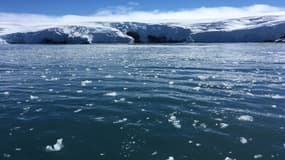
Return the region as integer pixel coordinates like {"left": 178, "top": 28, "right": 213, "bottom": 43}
{"left": 1, "top": 15, "right": 285, "bottom": 44}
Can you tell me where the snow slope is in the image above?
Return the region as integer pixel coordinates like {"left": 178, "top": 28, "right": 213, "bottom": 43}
{"left": 0, "top": 15, "right": 285, "bottom": 44}
{"left": 191, "top": 23, "right": 285, "bottom": 42}
{"left": 2, "top": 26, "right": 132, "bottom": 44}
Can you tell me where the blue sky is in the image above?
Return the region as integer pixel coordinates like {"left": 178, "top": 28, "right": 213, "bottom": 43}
{"left": 0, "top": 0, "right": 284, "bottom": 15}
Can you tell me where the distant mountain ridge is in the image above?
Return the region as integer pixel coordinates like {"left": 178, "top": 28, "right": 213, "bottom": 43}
{"left": 1, "top": 15, "right": 285, "bottom": 44}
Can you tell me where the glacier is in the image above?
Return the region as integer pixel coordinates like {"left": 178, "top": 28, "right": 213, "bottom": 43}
{"left": 0, "top": 15, "right": 285, "bottom": 44}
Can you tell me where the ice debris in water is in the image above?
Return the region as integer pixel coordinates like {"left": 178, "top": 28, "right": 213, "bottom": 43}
{"left": 30, "top": 95, "right": 39, "bottom": 100}
{"left": 45, "top": 138, "right": 64, "bottom": 152}
{"left": 74, "top": 108, "right": 82, "bottom": 113}
{"left": 253, "top": 154, "right": 263, "bottom": 159}
{"left": 105, "top": 92, "right": 117, "bottom": 97}
{"left": 104, "top": 75, "right": 114, "bottom": 78}
{"left": 76, "top": 90, "right": 83, "bottom": 93}
{"left": 197, "top": 75, "right": 208, "bottom": 80}
{"left": 3, "top": 153, "right": 11, "bottom": 158}
{"left": 3, "top": 91, "right": 10, "bottom": 95}
{"left": 237, "top": 115, "right": 254, "bottom": 122}
{"left": 193, "top": 87, "right": 201, "bottom": 91}
{"left": 168, "top": 81, "right": 174, "bottom": 85}
{"left": 272, "top": 95, "right": 285, "bottom": 99}
{"left": 166, "top": 156, "right": 174, "bottom": 160}
{"left": 168, "top": 113, "right": 181, "bottom": 129}
{"left": 81, "top": 80, "right": 92, "bottom": 86}
{"left": 272, "top": 105, "right": 277, "bottom": 108}
{"left": 240, "top": 137, "right": 248, "bottom": 144}
{"left": 225, "top": 157, "right": 236, "bottom": 160}
{"left": 220, "top": 123, "right": 229, "bottom": 129}
{"left": 151, "top": 151, "right": 158, "bottom": 156}
{"left": 113, "top": 118, "right": 127, "bottom": 124}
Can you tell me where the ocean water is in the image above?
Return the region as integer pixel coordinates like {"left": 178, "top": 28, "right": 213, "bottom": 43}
{"left": 0, "top": 44, "right": 284, "bottom": 160}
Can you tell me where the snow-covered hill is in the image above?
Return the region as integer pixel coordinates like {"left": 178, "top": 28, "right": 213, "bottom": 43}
{"left": 0, "top": 15, "right": 285, "bottom": 44}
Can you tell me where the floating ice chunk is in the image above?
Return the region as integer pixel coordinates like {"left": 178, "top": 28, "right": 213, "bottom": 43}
{"left": 30, "top": 95, "right": 39, "bottom": 100}
{"left": 74, "top": 108, "right": 82, "bottom": 113}
{"left": 246, "top": 92, "right": 254, "bottom": 96}
{"left": 105, "top": 92, "right": 117, "bottom": 97}
{"left": 196, "top": 143, "right": 201, "bottom": 147}
{"left": 113, "top": 118, "right": 127, "bottom": 124}
{"left": 253, "top": 154, "right": 263, "bottom": 159}
{"left": 168, "top": 81, "right": 174, "bottom": 85}
{"left": 166, "top": 156, "right": 174, "bottom": 160}
{"left": 197, "top": 75, "right": 208, "bottom": 81}
{"left": 114, "top": 98, "right": 126, "bottom": 103}
{"left": 3, "top": 153, "right": 11, "bottom": 158}
{"left": 225, "top": 157, "right": 234, "bottom": 160}
{"left": 168, "top": 114, "right": 181, "bottom": 129}
{"left": 237, "top": 115, "right": 254, "bottom": 122}
{"left": 199, "top": 123, "right": 207, "bottom": 129}
{"left": 50, "top": 77, "right": 59, "bottom": 81}
{"left": 35, "top": 108, "right": 43, "bottom": 112}
{"left": 240, "top": 137, "right": 248, "bottom": 144}
{"left": 220, "top": 123, "right": 229, "bottom": 129}
{"left": 15, "top": 148, "right": 22, "bottom": 151}
{"left": 76, "top": 90, "right": 83, "bottom": 93}
{"left": 151, "top": 151, "right": 158, "bottom": 156}
{"left": 193, "top": 87, "right": 201, "bottom": 91}
{"left": 45, "top": 138, "right": 64, "bottom": 152}
{"left": 272, "top": 95, "right": 285, "bottom": 99}
{"left": 272, "top": 105, "right": 277, "bottom": 108}
{"left": 105, "top": 75, "right": 114, "bottom": 78}
{"left": 283, "top": 143, "right": 285, "bottom": 148}
{"left": 81, "top": 80, "right": 92, "bottom": 86}
{"left": 3, "top": 91, "right": 10, "bottom": 95}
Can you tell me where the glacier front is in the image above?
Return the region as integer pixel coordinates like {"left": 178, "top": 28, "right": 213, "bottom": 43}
{"left": 1, "top": 15, "right": 285, "bottom": 44}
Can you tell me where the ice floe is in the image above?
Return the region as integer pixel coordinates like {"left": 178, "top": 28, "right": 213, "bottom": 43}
{"left": 105, "top": 92, "right": 118, "bottom": 97}
{"left": 74, "top": 108, "right": 82, "bottom": 113}
{"left": 237, "top": 115, "right": 254, "bottom": 122}
{"left": 151, "top": 151, "right": 158, "bottom": 156}
{"left": 166, "top": 156, "right": 174, "bottom": 160}
{"left": 168, "top": 113, "right": 181, "bottom": 129}
{"left": 168, "top": 81, "right": 175, "bottom": 85}
{"left": 81, "top": 80, "right": 92, "bottom": 86}
{"left": 253, "top": 154, "right": 263, "bottom": 159}
{"left": 224, "top": 157, "right": 236, "bottom": 160}
{"left": 3, "top": 153, "right": 11, "bottom": 158}
{"left": 30, "top": 95, "right": 39, "bottom": 100}
{"left": 3, "top": 91, "right": 9, "bottom": 95}
{"left": 113, "top": 118, "right": 128, "bottom": 124}
{"left": 240, "top": 137, "right": 248, "bottom": 144}
{"left": 220, "top": 123, "right": 229, "bottom": 129}
{"left": 45, "top": 138, "right": 64, "bottom": 152}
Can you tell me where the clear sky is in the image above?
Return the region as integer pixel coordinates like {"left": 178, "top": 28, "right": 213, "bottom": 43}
{"left": 0, "top": 0, "right": 284, "bottom": 15}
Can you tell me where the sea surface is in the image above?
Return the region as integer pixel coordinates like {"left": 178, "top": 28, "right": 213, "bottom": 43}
{"left": 0, "top": 44, "right": 285, "bottom": 160}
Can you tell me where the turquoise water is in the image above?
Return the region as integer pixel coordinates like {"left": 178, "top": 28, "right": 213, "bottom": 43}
{"left": 0, "top": 44, "right": 285, "bottom": 160}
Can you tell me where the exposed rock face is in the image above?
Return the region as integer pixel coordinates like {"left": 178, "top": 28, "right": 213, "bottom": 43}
{"left": 111, "top": 22, "right": 193, "bottom": 43}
